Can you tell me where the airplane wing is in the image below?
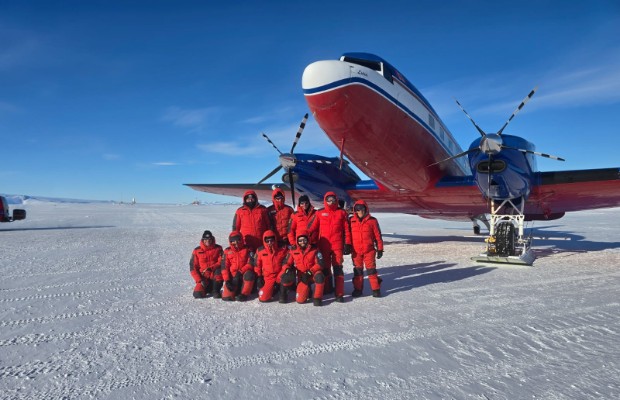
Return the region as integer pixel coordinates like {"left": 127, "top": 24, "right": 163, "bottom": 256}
{"left": 527, "top": 168, "right": 620, "bottom": 216}
{"left": 341, "top": 167, "right": 620, "bottom": 221}
{"left": 184, "top": 183, "right": 281, "bottom": 203}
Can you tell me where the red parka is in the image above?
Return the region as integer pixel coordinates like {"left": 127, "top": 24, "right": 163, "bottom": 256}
{"left": 266, "top": 188, "right": 294, "bottom": 244}
{"left": 232, "top": 190, "right": 271, "bottom": 251}
{"left": 254, "top": 230, "right": 289, "bottom": 279}
{"left": 287, "top": 202, "right": 318, "bottom": 245}
{"left": 189, "top": 240, "right": 224, "bottom": 283}
{"left": 350, "top": 200, "right": 384, "bottom": 254}
{"left": 309, "top": 191, "right": 352, "bottom": 253}
{"left": 283, "top": 240, "right": 323, "bottom": 275}
{"left": 221, "top": 231, "right": 253, "bottom": 281}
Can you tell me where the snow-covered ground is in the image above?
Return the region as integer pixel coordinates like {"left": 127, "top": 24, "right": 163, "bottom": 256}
{"left": 1, "top": 202, "right": 619, "bottom": 399}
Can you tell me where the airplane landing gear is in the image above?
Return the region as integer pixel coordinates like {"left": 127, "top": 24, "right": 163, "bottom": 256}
{"left": 471, "top": 214, "right": 490, "bottom": 235}
{"left": 471, "top": 198, "right": 535, "bottom": 266}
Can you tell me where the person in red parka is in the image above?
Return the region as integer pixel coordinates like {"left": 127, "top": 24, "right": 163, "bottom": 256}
{"left": 287, "top": 194, "right": 318, "bottom": 246}
{"left": 349, "top": 200, "right": 384, "bottom": 297}
{"left": 308, "top": 191, "right": 352, "bottom": 302}
{"left": 221, "top": 231, "right": 256, "bottom": 302}
{"left": 267, "top": 188, "right": 294, "bottom": 248}
{"left": 283, "top": 230, "right": 325, "bottom": 306}
{"left": 254, "top": 230, "right": 295, "bottom": 303}
{"left": 232, "top": 190, "right": 271, "bottom": 252}
{"left": 189, "top": 230, "right": 224, "bottom": 298}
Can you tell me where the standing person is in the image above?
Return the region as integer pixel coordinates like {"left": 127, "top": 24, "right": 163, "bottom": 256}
{"left": 221, "top": 231, "right": 256, "bottom": 302}
{"left": 267, "top": 188, "right": 295, "bottom": 248}
{"left": 254, "top": 230, "right": 295, "bottom": 303}
{"left": 349, "top": 200, "right": 384, "bottom": 297}
{"left": 283, "top": 230, "right": 325, "bottom": 306}
{"left": 233, "top": 190, "right": 271, "bottom": 252}
{"left": 189, "top": 230, "right": 224, "bottom": 299}
{"left": 287, "top": 194, "right": 318, "bottom": 246}
{"left": 309, "top": 191, "right": 352, "bottom": 302}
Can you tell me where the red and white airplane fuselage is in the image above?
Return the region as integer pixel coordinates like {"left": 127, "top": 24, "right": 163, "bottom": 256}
{"left": 303, "top": 56, "right": 469, "bottom": 194}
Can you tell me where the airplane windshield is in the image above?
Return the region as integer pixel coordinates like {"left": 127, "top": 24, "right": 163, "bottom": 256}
{"left": 340, "top": 56, "right": 382, "bottom": 72}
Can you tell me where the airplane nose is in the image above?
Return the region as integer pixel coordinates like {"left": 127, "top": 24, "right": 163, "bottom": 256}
{"left": 302, "top": 60, "right": 352, "bottom": 92}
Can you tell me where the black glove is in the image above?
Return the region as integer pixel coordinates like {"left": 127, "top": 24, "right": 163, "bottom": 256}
{"left": 300, "top": 270, "right": 312, "bottom": 284}
{"left": 225, "top": 280, "right": 235, "bottom": 291}
{"left": 232, "top": 272, "right": 242, "bottom": 287}
{"left": 288, "top": 244, "right": 297, "bottom": 250}
{"left": 377, "top": 250, "right": 383, "bottom": 259}
{"left": 343, "top": 244, "right": 352, "bottom": 255}
{"left": 256, "top": 276, "right": 265, "bottom": 288}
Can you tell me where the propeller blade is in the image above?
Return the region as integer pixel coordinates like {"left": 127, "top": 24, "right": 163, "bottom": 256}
{"left": 497, "top": 86, "right": 538, "bottom": 135}
{"left": 290, "top": 113, "right": 309, "bottom": 154}
{"left": 487, "top": 154, "right": 492, "bottom": 200}
{"left": 427, "top": 148, "right": 478, "bottom": 167}
{"left": 455, "top": 98, "right": 486, "bottom": 137}
{"left": 288, "top": 171, "right": 296, "bottom": 208}
{"left": 501, "top": 145, "right": 565, "bottom": 161}
{"left": 261, "top": 132, "right": 283, "bottom": 155}
{"left": 257, "top": 165, "right": 282, "bottom": 185}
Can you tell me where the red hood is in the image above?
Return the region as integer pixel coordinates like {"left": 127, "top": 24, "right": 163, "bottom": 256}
{"left": 262, "top": 229, "right": 279, "bottom": 251}
{"left": 272, "top": 188, "right": 286, "bottom": 210}
{"left": 323, "top": 191, "right": 338, "bottom": 211}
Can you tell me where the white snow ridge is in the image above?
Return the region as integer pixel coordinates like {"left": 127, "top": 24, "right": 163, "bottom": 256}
{"left": 1, "top": 202, "right": 619, "bottom": 399}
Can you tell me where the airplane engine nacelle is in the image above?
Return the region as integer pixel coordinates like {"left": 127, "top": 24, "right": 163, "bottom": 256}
{"left": 468, "top": 134, "right": 536, "bottom": 201}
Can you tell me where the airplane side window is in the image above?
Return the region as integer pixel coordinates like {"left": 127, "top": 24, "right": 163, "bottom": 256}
{"left": 428, "top": 115, "right": 435, "bottom": 129}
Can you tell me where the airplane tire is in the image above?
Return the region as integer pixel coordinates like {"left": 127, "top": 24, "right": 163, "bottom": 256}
{"left": 495, "top": 222, "right": 516, "bottom": 256}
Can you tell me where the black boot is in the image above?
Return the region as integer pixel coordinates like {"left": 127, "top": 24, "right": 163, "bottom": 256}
{"left": 372, "top": 289, "right": 381, "bottom": 298}
{"left": 212, "top": 281, "right": 223, "bottom": 299}
{"left": 351, "top": 289, "right": 363, "bottom": 297}
{"left": 313, "top": 298, "right": 322, "bottom": 307}
{"left": 279, "top": 287, "right": 288, "bottom": 304}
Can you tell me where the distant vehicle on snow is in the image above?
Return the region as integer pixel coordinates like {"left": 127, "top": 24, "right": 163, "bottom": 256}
{"left": 0, "top": 195, "right": 26, "bottom": 222}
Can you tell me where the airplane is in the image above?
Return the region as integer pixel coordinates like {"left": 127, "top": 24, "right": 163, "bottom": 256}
{"left": 185, "top": 52, "right": 620, "bottom": 265}
{"left": 0, "top": 195, "right": 26, "bottom": 222}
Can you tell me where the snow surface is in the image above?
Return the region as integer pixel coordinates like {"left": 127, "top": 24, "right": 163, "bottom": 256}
{"left": 1, "top": 202, "right": 619, "bottom": 399}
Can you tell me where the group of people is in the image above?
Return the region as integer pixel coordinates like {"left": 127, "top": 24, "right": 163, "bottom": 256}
{"left": 189, "top": 188, "right": 384, "bottom": 306}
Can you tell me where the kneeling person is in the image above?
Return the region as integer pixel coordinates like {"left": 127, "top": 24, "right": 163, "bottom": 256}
{"left": 254, "top": 230, "right": 294, "bottom": 303}
{"left": 189, "top": 230, "right": 224, "bottom": 299}
{"left": 221, "top": 231, "right": 255, "bottom": 301}
{"left": 284, "top": 230, "right": 325, "bottom": 306}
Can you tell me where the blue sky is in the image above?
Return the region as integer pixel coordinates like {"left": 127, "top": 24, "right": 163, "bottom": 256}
{"left": 2, "top": 1, "right": 620, "bottom": 204}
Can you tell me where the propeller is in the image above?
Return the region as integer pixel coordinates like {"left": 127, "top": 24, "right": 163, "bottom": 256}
{"left": 256, "top": 113, "right": 309, "bottom": 207}
{"left": 428, "top": 87, "right": 565, "bottom": 168}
